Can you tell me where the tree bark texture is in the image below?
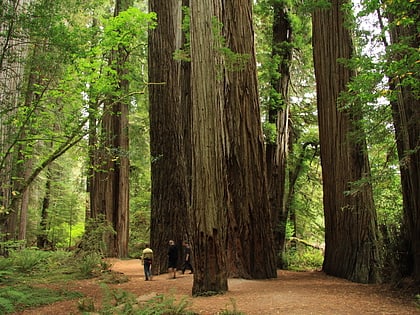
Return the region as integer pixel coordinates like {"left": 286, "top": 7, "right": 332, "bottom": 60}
{"left": 387, "top": 9, "right": 420, "bottom": 282}
{"left": 0, "top": 0, "right": 30, "bottom": 236}
{"left": 189, "top": 0, "right": 229, "bottom": 295}
{"left": 148, "top": 0, "right": 189, "bottom": 273}
{"left": 222, "top": 0, "right": 277, "bottom": 279}
{"left": 312, "top": 0, "right": 381, "bottom": 283}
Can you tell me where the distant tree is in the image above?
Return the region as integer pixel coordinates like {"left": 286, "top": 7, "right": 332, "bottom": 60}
{"left": 312, "top": 0, "right": 381, "bottom": 283}
{"left": 88, "top": 0, "right": 157, "bottom": 258}
{"left": 259, "top": 0, "right": 293, "bottom": 269}
{"left": 0, "top": 0, "right": 88, "bottom": 242}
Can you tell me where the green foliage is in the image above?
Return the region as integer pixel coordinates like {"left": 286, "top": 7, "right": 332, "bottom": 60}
{"left": 102, "top": 8, "right": 156, "bottom": 52}
{"left": 262, "top": 122, "right": 277, "bottom": 144}
{"left": 8, "top": 248, "right": 51, "bottom": 273}
{"left": 0, "top": 285, "right": 83, "bottom": 314}
{"left": 138, "top": 292, "right": 195, "bottom": 315}
{"left": 173, "top": 6, "right": 191, "bottom": 62}
{"left": 0, "top": 249, "right": 116, "bottom": 313}
{"left": 78, "top": 215, "right": 115, "bottom": 255}
{"left": 211, "top": 17, "right": 251, "bottom": 72}
{"left": 78, "top": 252, "right": 105, "bottom": 278}
{"left": 0, "top": 257, "right": 14, "bottom": 284}
{"left": 285, "top": 246, "right": 324, "bottom": 271}
{"left": 91, "top": 289, "right": 197, "bottom": 315}
{"left": 78, "top": 297, "right": 96, "bottom": 312}
{"left": 0, "top": 249, "right": 86, "bottom": 313}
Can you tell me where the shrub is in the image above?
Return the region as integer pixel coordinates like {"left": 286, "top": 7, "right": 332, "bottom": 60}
{"left": 0, "top": 257, "right": 14, "bottom": 284}
{"left": 94, "top": 289, "right": 197, "bottom": 315}
{"left": 8, "top": 248, "right": 50, "bottom": 273}
{"left": 137, "top": 292, "right": 195, "bottom": 315}
{"left": 285, "top": 246, "right": 324, "bottom": 271}
{"left": 78, "top": 252, "right": 104, "bottom": 277}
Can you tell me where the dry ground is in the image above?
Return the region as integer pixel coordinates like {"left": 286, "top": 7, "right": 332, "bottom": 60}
{"left": 15, "top": 259, "right": 420, "bottom": 315}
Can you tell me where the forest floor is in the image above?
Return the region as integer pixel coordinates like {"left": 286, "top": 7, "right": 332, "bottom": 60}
{"left": 15, "top": 259, "right": 420, "bottom": 315}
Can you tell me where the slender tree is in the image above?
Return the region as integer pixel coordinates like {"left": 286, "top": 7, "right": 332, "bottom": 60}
{"left": 312, "top": 0, "right": 381, "bottom": 283}
{"left": 89, "top": 0, "right": 135, "bottom": 258}
{"left": 264, "top": 0, "right": 293, "bottom": 269}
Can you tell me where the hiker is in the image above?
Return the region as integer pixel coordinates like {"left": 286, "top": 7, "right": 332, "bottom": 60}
{"left": 141, "top": 243, "right": 153, "bottom": 281}
{"left": 167, "top": 240, "right": 178, "bottom": 279}
{"left": 181, "top": 242, "right": 193, "bottom": 274}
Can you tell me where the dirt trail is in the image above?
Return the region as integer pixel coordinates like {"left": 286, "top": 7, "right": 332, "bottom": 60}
{"left": 16, "top": 259, "right": 419, "bottom": 315}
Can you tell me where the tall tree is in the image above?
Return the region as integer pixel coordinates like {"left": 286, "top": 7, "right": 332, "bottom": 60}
{"left": 148, "top": 0, "right": 189, "bottom": 272}
{"left": 264, "top": 0, "right": 293, "bottom": 269}
{"left": 0, "top": 0, "right": 30, "bottom": 241}
{"left": 384, "top": 1, "right": 420, "bottom": 282}
{"left": 89, "top": 0, "right": 135, "bottom": 258}
{"left": 188, "top": 0, "right": 229, "bottom": 295}
{"left": 312, "top": 0, "right": 381, "bottom": 283}
{"left": 223, "top": 0, "right": 277, "bottom": 279}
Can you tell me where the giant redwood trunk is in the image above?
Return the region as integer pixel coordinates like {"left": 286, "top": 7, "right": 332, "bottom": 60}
{"left": 387, "top": 9, "right": 420, "bottom": 283}
{"left": 312, "top": 0, "right": 381, "bottom": 283}
{"left": 189, "top": 0, "right": 228, "bottom": 295}
{"left": 223, "top": 0, "right": 277, "bottom": 279}
{"left": 148, "top": 0, "right": 189, "bottom": 273}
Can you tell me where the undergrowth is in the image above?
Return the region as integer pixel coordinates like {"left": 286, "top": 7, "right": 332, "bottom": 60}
{"left": 80, "top": 287, "right": 245, "bottom": 315}
{"left": 0, "top": 285, "right": 83, "bottom": 314}
{"left": 284, "top": 246, "right": 324, "bottom": 271}
{"left": 0, "top": 247, "right": 109, "bottom": 313}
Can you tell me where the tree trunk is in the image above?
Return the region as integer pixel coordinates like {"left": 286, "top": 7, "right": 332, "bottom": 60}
{"left": 6, "top": 44, "right": 41, "bottom": 241}
{"left": 189, "top": 0, "right": 229, "bottom": 295}
{"left": 148, "top": 0, "right": 189, "bottom": 273}
{"left": 223, "top": 0, "right": 277, "bottom": 279}
{"left": 89, "top": 0, "right": 131, "bottom": 258}
{"left": 37, "top": 171, "right": 51, "bottom": 249}
{"left": 265, "top": 0, "right": 292, "bottom": 269}
{"left": 312, "top": 0, "right": 381, "bottom": 283}
{"left": 387, "top": 8, "right": 420, "bottom": 283}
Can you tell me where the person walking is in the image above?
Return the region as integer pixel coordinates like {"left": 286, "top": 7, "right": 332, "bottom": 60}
{"left": 141, "top": 243, "right": 153, "bottom": 281}
{"left": 167, "top": 240, "right": 178, "bottom": 279}
{"left": 182, "top": 242, "right": 193, "bottom": 274}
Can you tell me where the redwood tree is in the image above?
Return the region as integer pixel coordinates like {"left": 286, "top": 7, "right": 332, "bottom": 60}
{"left": 385, "top": 2, "right": 420, "bottom": 282}
{"left": 312, "top": 0, "right": 381, "bottom": 283}
{"left": 148, "top": 0, "right": 189, "bottom": 273}
{"left": 264, "top": 0, "right": 293, "bottom": 269}
{"left": 188, "top": 0, "right": 229, "bottom": 295}
{"left": 223, "top": 0, "right": 277, "bottom": 279}
{"left": 90, "top": 0, "right": 132, "bottom": 258}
